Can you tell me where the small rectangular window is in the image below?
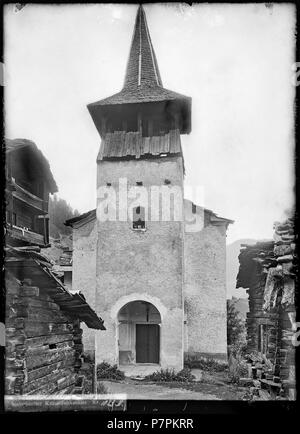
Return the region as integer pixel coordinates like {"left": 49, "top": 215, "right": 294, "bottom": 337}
{"left": 133, "top": 206, "right": 145, "bottom": 230}
{"left": 192, "top": 203, "right": 196, "bottom": 214}
{"left": 136, "top": 181, "right": 143, "bottom": 186}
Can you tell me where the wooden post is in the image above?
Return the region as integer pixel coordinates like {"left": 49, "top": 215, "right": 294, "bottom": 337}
{"left": 43, "top": 215, "right": 47, "bottom": 245}
{"left": 93, "top": 330, "right": 97, "bottom": 395}
{"left": 137, "top": 112, "right": 142, "bottom": 135}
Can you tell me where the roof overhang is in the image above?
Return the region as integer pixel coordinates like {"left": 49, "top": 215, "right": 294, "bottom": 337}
{"left": 87, "top": 97, "right": 191, "bottom": 138}
{"left": 5, "top": 246, "right": 105, "bottom": 330}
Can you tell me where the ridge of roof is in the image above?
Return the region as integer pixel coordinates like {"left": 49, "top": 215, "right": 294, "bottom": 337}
{"left": 124, "top": 5, "right": 162, "bottom": 89}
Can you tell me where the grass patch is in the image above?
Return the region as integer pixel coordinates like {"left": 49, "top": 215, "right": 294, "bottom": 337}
{"left": 144, "top": 368, "right": 195, "bottom": 383}
{"left": 227, "top": 344, "right": 250, "bottom": 384}
{"left": 97, "top": 362, "right": 125, "bottom": 380}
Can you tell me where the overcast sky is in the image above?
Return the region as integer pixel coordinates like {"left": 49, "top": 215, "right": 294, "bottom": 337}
{"left": 4, "top": 3, "right": 296, "bottom": 244}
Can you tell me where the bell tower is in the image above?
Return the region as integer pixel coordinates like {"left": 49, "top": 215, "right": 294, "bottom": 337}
{"left": 87, "top": 5, "right": 192, "bottom": 371}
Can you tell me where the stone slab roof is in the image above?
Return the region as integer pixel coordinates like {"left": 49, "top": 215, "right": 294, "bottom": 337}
{"left": 5, "top": 246, "right": 105, "bottom": 330}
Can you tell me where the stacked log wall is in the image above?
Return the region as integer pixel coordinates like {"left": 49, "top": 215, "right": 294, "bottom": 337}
{"left": 276, "top": 307, "right": 296, "bottom": 397}
{"left": 246, "top": 266, "right": 278, "bottom": 363}
{"left": 5, "top": 273, "right": 83, "bottom": 395}
{"left": 271, "top": 219, "right": 296, "bottom": 397}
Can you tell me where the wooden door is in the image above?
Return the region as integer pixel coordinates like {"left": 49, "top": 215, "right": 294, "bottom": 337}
{"left": 136, "top": 324, "right": 160, "bottom": 363}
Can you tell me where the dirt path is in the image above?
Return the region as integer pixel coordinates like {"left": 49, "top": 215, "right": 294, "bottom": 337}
{"left": 102, "top": 378, "right": 245, "bottom": 400}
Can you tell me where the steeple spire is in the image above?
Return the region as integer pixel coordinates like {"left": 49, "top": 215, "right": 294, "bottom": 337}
{"left": 87, "top": 4, "right": 191, "bottom": 138}
{"left": 123, "top": 5, "right": 162, "bottom": 88}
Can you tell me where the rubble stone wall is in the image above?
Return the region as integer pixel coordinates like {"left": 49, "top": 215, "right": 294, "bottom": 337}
{"left": 72, "top": 218, "right": 97, "bottom": 356}
{"left": 184, "top": 221, "right": 228, "bottom": 362}
{"left": 95, "top": 157, "right": 185, "bottom": 370}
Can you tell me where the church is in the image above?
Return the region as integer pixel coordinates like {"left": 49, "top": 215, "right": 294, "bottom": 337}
{"left": 66, "top": 5, "right": 233, "bottom": 375}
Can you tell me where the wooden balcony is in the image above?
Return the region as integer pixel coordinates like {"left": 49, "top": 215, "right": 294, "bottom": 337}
{"left": 11, "top": 179, "right": 48, "bottom": 212}
{"left": 6, "top": 225, "right": 48, "bottom": 247}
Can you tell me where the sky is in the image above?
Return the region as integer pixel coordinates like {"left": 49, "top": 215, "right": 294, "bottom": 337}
{"left": 4, "top": 3, "right": 296, "bottom": 244}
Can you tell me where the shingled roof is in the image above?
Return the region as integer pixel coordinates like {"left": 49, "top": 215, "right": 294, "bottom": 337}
{"left": 87, "top": 5, "right": 191, "bottom": 135}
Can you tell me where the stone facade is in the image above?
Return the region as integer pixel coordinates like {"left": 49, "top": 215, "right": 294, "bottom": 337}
{"left": 184, "top": 200, "right": 228, "bottom": 362}
{"left": 70, "top": 192, "right": 230, "bottom": 368}
{"left": 71, "top": 216, "right": 97, "bottom": 355}
{"left": 95, "top": 157, "right": 185, "bottom": 370}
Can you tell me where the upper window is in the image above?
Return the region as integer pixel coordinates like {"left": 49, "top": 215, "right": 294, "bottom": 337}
{"left": 132, "top": 206, "right": 146, "bottom": 230}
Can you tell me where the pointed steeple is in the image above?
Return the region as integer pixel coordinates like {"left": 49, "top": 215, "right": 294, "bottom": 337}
{"left": 87, "top": 5, "right": 191, "bottom": 138}
{"left": 123, "top": 5, "right": 162, "bottom": 89}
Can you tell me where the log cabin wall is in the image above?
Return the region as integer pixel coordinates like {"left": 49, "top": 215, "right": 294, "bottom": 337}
{"left": 237, "top": 217, "right": 296, "bottom": 398}
{"left": 246, "top": 268, "right": 279, "bottom": 362}
{"left": 276, "top": 307, "right": 296, "bottom": 395}
{"left": 5, "top": 272, "right": 83, "bottom": 395}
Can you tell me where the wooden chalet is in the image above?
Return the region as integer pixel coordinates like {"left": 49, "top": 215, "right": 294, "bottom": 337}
{"left": 5, "top": 246, "right": 105, "bottom": 395}
{"left": 4, "top": 138, "right": 105, "bottom": 396}
{"left": 5, "top": 138, "right": 57, "bottom": 248}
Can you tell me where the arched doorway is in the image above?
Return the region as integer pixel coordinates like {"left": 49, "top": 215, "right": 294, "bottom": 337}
{"left": 117, "top": 301, "right": 161, "bottom": 365}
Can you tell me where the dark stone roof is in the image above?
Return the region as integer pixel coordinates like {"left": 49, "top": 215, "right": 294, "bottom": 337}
{"left": 5, "top": 246, "right": 105, "bottom": 330}
{"left": 98, "top": 129, "right": 182, "bottom": 160}
{"left": 65, "top": 209, "right": 96, "bottom": 227}
{"left": 5, "top": 138, "right": 58, "bottom": 193}
{"left": 236, "top": 241, "right": 275, "bottom": 289}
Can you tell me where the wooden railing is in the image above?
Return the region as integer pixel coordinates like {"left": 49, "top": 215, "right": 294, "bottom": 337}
{"left": 11, "top": 179, "right": 48, "bottom": 212}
